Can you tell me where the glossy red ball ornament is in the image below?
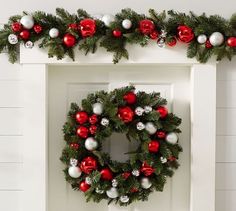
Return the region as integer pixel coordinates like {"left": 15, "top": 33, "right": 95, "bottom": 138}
{"left": 148, "top": 140, "right": 160, "bottom": 153}
{"left": 156, "top": 131, "right": 166, "bottom": 139}
{"left": 89, "top": 125, "right": 97, "bottom": 135}
{"left": 122, "top": 172, "right": 131, "bottom": 179}
{"left": 79, "top": 181, "right": 91, "bottom": 192}
{"left": 167, "top": 37, "right": 177, "bottom": 47}
{"left": 68, "top": 23, "right": 78, "bottom": 30}
{"left": 19, "top": 30, "right": 30, "bottom": 40}
{"left": 63, "top": 33, "right": 76, "bottom": 47}
{"left": 80, "top": 156, "right": 97, "bottom": 174}
{"left": 205, "top": 40, "right": 213, "bottom": 49}
{"left": 139, "top": 19, "right": 155, "bottom": 35}
{"left": 79, "top": 19, "right": 96, "bottom": 37}
{"left": 177, "top": 25, "right": 194, "bottom": 43}
{"left": 113, "top": 29, "right": 122, "bottom": 38}
{"left": 76, "top": 126, "right": 89, "bottom": 138}
{"left": 123, "top": 92, "right": 136, "bottom": 104}
{"left": 11, "top": 22, "right": 22, "bottom": 32}
{"left": 33, "top": 25, "right": 43, "bottom": 34}
{"left": 118, "top": 106, "right": 134, "bottom": 123}
{"left": 100, "top": 168, "right": 113, "bottom": 180}
{"left": 156, "top": 106, "right": 168, "bottom": 118}
{"left": 140, "top": 162, "right": 155, "bottom": 176}
{"left": 227, "top": 37, "right": 236, "bottom": 47}
{"left": 150, "top": 30, "right": 159, "bottom": 40}
{"left": 76, "top": 111, "right": 89, "bottom": 124}
{"left": 89, "top": 114, "right": 98, "bottom": 124}
{"left": 70, "top": 143, "right": 79, "bottom": 150}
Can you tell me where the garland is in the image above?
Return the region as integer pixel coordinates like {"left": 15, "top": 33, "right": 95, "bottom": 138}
{"left": 61, "top": 86, "right": 182, "bottom": 205}
{"left": 1, "top": 8, "right": 236, "bottom": 63}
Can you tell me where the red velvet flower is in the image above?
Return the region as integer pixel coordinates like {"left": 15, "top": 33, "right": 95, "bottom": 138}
{"left": 79, "top": 19, "right": 96, "bottom": 37}
{"left": 177, "top": 25, "right": 194, "bottom": 43}
{"left": 139, "top": 19, "right": 155, "bottom": 35}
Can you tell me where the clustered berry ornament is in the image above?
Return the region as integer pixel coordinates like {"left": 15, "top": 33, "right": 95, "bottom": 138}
{"left": 61, "top": 86, "right": 182, "bottom": 206}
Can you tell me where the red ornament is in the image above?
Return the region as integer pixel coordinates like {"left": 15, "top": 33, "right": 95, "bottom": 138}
{"left": 168, "top": 156, "right": 176, "bottom": 162}
{"left": 11, "top": 22, "right": 22, "bottom": 32}
{"left": 140, "top": 162, "right": 155, "bottom": 176}
{"left": 19, "top": 30, "right": 30, "bottom": 40}
{"left": 150, "top": 30, "right": 159, "bottom": 39}
{"left": 123, "top": 92, "right": 136, "bottom": 104}
{"left": 76, "top": 111, "right": 89, "bottom": 124}
{"left": 205, "top": 40, "right": 213, "bottom": 49}
{"left": 68, "top": 23, "right": 78, "bottom": 30}
{"left": 148, "top": 140, "right": 160, "bottom": 153}
{"left": 76, "top": 126, "right": 89, "bottom": 138}
{"left": 139, "top": 19, "right": 155, "bottom": 35}
{"left": 156, "top": 106, "right": 168, "bottom": 118}
{"left": 118, "top": 106, "right": 134, "bottom": 123}
{"left": 89, "top": 125, "right": 97, "bottom": 135}
{"left": 80, "top": 156, "right": 97, "bottom": 174}
{"left": 89, "top": 114, "right": 98, "bottom": 124}
{"left": 122, "top": 172, "right": 131, "bottom": 179}
{"left": 156, "top": 131, "right": 166, "bottom": 139}
{"left": 167, "top": 37, "right": 177, "bottom": 47}
{"left": 112, "top": 29, "right": 122, "bottom": 38}
{"left": 33, "top": 25, "right": 43, "bottom": 34}
{"left": 177, "top": 25, "right": 194, "bottom": 43}
{"left": 63, "top": 33, "right": 76, "bottom": 47}
{"left": 130, "top": 187, "right": 138, "bottom": 193}
{"left": 227, "top": 37, "right": 236, "bottom": 47}
{"left": 70, "top": 143, "right": 79, "bottom": 150}
{"left": 79, "top": 181, "right": 91, "bottom": 192}
{"left": 100, "top": 168, "right": 113, "bottom": 180}
{"left": 79, "top": 19, "right": 96, "bottom": 37}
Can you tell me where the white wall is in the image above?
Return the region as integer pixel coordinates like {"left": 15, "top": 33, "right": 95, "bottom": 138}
{"left": 0, "top": 1, "right": 236, "bottom": 211}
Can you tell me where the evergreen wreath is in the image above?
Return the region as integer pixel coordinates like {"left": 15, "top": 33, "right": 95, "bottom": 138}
{"left": 61, "top": 86, "right": 182, "bottom": 205}
{"left": 1, "top": 8, "right": 236, "bottom": 64}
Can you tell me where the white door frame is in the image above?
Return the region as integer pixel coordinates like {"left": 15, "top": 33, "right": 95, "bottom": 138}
{"left": 21, "top": 44, "right": 216, "bottom": 211}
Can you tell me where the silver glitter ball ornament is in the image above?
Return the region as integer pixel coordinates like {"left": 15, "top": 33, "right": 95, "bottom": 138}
{"left": 70, "top": 158, "right": 78, "bottom": 166}
{"left": 85, "top": 176, "right": 92, "bottom": 185}
{"left": 137, "top": 122, "right": 145, "bottom": 131}
{"left": 132, "top": 169, "right": 140, "bottom": 177}
{"left": 112, "top": 179, "right": 118, "bottom": 187}
{"left": 135, "top": 107, "right": 144, "bottom": 116}
{"left": 8, "top": 34, "right": 18, "bottom": 45}
{"left": 122, "top": 19, "right": 132, "bottom": 29}
{"left": 101, "top": 118, "right": 109, "bottom": 126}
{"left": 197, "top": 34, "right": 207, "bottom": 44}
{"left": 95, "top": 187, "right": 104, "bottom": 194}
{"left": 160, "top": 156, "right": 167, "bottom": 164}
{"left": 24, "top": 41, "right": 34, "bottom": 49}
{"left": 144, "top": 106, "right": 152, "bottom": 113}
{"left": 145, "top": 122, "right": 157, "bottom": 135}
{"left": 120, "top": 195, "right": 130, "bottom": 203}
{"left": 49, "top": 28, "right": 59, "bottom": 38}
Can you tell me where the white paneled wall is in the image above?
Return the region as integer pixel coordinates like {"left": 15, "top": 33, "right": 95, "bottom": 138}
{"left": 0, "top": 54, "right": 23, "bottom": 211}
{"left": 216, "top": 60, "right": 236, "bottom": 211}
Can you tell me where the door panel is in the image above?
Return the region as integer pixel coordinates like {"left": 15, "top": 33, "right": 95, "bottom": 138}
{"left": 48, "top": 65, "right": 190, "bottom": 211}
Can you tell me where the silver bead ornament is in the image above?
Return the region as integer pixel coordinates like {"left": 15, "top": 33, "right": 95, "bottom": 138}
{"left": 165, "top": 132, "right": 178, "bottom": 144}
{"left": 137, "top": 122, "right": 145, "bottom": 131}
{"left": 141, "top": 177, "right": 152, "bottom": 189}
{"left": 95, "top": 187, "right": 104, "bottom": 194}
{"left": 112, "top": 179, "right": 118, "bottom": 187}
{"left": 132, "top": 169, "right": 140, "bottom": 177}
{"left": 120, "top": 195, "right": 130, "bottom": 203}
{"left": 8, "top": 34, "right": 18, "bottom": 45}
{"left": 135, "top": 107, "right": 144, "bottom": 116}
{"left": 197, "top": 34, "right": 207, "bottom": 44}
{"left": 92, "top": 102, "right": 103, "bottom": 115}
{"left": 144, "top": 106, "right": 152, "bottom": 113}
{"left": 209, "top": 32, "right": 224, "bottom": 46}
{"left": 85, "top": 176, "right": 92, "bottom": 185}
{"left": 145, "top": 122, "right": 157, "bottom": 135}
{"left": 122, "top": 19, "right": 132, "bottom": 29}
{"left": 101, "top": 118, "right": 109, "bottom": 126}
{"left": 70, "top": 158, "right": 78, "bottom": 166}
{"left": 49, "top": 28, "right": 59, "bottom": 38}
{"left": 106, "top": 187, "right": 119, "bottom": 198}
{"left": 20, "top": 15, "right": 34, "bottom": 29}
{"left": 101, "top": 14, "right": 115, "bottom": 27}
{"left": 85, "top": 137, "right": 98, "bottom": 151}
{"left": 24, "top": 41, "right": 34, "bottom": 49}
{"left": 157, "top": 38, "right": 166, "bottom": 48}
{"left": 160, "top": 156, "right": 167, "bottom": 164}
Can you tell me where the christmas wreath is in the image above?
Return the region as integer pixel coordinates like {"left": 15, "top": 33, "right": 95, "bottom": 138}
{"left": 61, "top": 86, "right": 182, "bottom": 205}
{"left": 1, "top": 8, "right": 236, "bottom": 64}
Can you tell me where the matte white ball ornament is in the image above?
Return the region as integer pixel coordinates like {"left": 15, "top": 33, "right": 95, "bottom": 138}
{"left": 209, "top": 32, "right": 224, "bottom": 46}
{"left": 197, "top": 34, "right": 207, "bottom": 44}
{"left": 122, "top": 19, "right": 132, "bottom": 29}
{"left": 8, "top": 34, "right": 18, "bottom": 44}
{"left": 68, "top": 166, "right": 82, "bottom": 178}
{"left": 166, "top": 132, "right": 178, "bottom": 144}
{"left": 141, "top": 177, "right": 152, "bottom": 189}
{"left": 85, "top": 137, "right": 98, "bottom": 151}
{"left": 49, "top": 28, "right": 59, "bottom": 38}
{"left": 145, "top": 122, "right": 157, "bottom": 135}
{"left": 20, "top": 15, "right": 34, "bottom": 29}
{"left": 106, "top": 187, "right": 119, "bottom": 198}
{"left": 102, "top": 14, "right": 115, "bottom": 27}
{"left": 92, "top": 102, "right": 103, "bottom": 115}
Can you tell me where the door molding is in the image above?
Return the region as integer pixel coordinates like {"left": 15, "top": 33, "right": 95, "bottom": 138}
{"left": 22, "top": 45, "right": 216, "bottom": 211}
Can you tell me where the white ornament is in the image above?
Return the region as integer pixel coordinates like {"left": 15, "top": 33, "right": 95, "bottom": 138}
{"left": 112, "top": 179, "right": 118, "bottom": 187}
{"left": 166, "top": 132, "right": 178, "bottom": 144}
{"left": 101, "top": 118, "right": 109, "bottom": 126}
{"left": 160, "top": 156, "right": 167, "bottom": 163}
{"left": 209, "top": 32, "right": 224, "bottom": 46}
{"left": 135, "top": 107, "right": 144, "bottom": 116}
{"left": 20, "top": 15, "right": 34, "bottom": 29}
{"left": 96, "top": 187, "right": 104, "bottom": 194}
{"left": 132, "top": 169, "right": 140, "bottom": 177}
{"left": 145, "top": 122, "right": 157, "bottom": 135}
{"left": 92, "top": 102, "right": 103, "bottom": 115}
{"left": 141, "top": 177, "right": 152, "bottom": 189}
{"left": 157, "top": 38, "right": 166, "bottom": 48}
{"left": 49, "top": 28, "right": 59, "bottom": 38}
{"left": 24, "top": 41, "right": 34, "bottom": 49}
{"left": 8, "top": 34, "right": 18, "bottom": 44}
{"left": 85, "top": 137, "right": 98, "bottom": 151}
{"left": 102, "top": 14, "right": 115, "bottom": 27}
{"left": 144, "top": 106, "right": 152, "bottom": 113}
{"left": 137, "top": 122, "right": 145, "bottom": 131}
{"left": 120, "top": 195, "right": 129, "bottom": 203}
{"left": 92, "top": 14, "right": 103, "bottom": 21}
{"left": 68, "top": 166, "right": 82, "bottom": 178}
{"left": 70, "top": 158, "right": 78, "bottom": 166}
{"left": 85, "top": 176, "right": 92, "bottom": 185}
{"left": 106, "top": 187, "right": 119, "bottom": 198}
{"left": 197, "top": 34, "right": 207, "bottom": 44}
{"left": 122, "top": 19, "right": 132, "bottom": 29}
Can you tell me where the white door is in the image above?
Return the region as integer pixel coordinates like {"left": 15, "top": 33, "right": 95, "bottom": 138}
{"left": 48, "top": 64, "right": 190, "bottom": 211}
